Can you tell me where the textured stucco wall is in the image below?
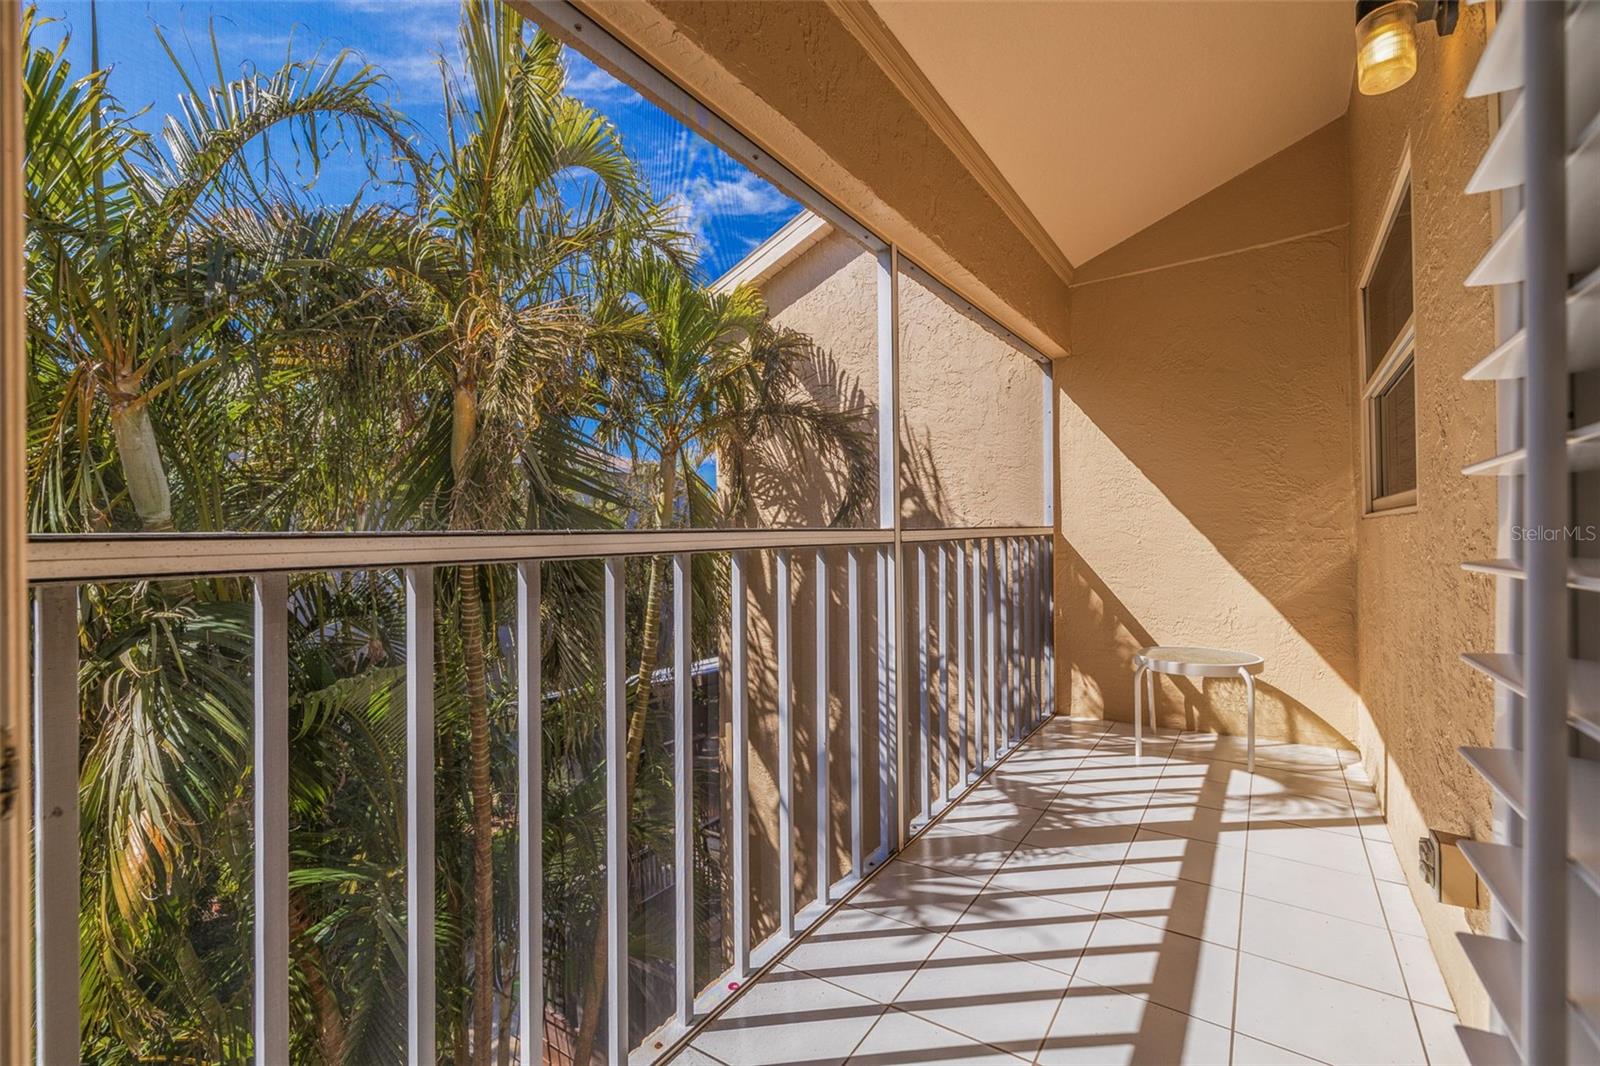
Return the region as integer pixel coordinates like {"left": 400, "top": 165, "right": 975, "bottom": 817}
{"left": 1346, "top": 5, "right": 1499, "bottom": 1025}
{"left": 899, "top": 268, "right": 1046, "bottom": 529}
{"left": 563, "top": 0, "right": 1072, "bottom": 359}
{"left": 1058, "top": 119, "right": 1361, "bottom": 749}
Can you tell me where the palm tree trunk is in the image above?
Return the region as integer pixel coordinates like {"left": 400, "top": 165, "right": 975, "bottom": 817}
{"left": 291, "top": 897, "right": 347, "bottom": 1064}
{"left": 450, "top": 380, "right": 497, "bottom": 1066}
{"left": 108, "top": 397, "right": 174, "bottom": 530}
{"left": 573, "top": 456, "right": 678, "bottom": 1066}
{"left": 495, "top": 957, "right": 515, "bottom": 1066}
{"left": 460, "top": 562, "right": 497, "bottom": 1066}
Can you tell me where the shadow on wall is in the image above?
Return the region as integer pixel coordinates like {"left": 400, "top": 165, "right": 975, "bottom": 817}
{"left": 738, "top": 345, "right": 879, "bottom": 528}
{"left": 898, "top": 426, "right": 946, "bottom": 530}
{"left": 1058, "top": 175, "right": 1360, "bottom": 743}
{"left": 1061, "top": 539, "right": 1352, "bottom": 750}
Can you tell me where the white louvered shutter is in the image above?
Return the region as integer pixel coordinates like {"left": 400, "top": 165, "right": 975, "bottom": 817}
{"left": 1457, "top": 1, "right": 1600, "bottom": 1062}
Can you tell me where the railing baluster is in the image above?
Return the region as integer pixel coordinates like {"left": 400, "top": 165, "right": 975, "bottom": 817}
{"left": 1023, "top": 539, "right": 1034, "bottom": 730}
{"left": 936, "top": 545, "right": 949, "bottom": 805}
{"left": 776, "top": 550, "right": 795, "bottom": 939}
{"left": 603, "top": 557, "right": 629, "bottom": 1063}
{"left": 1031, "top": 538, "right": 1041, "bottom": 727}
{"left": 971, "top": 542, "right": 983, "bottom": 771}
{"left": 916, "top": 545, "right": 929, "bottom": 823}
{"left": 847, "top": 549, "right": 864, "bottom": 877}
{"left": 1035, "top": 538, "right": 1045, "bottom": 726}
{"left": 1018, "top": 541, "right": 1028, "bottom": 732}
{"left": 1047, "top": 537, "right": 1055, "bottom": 718}
{"left": 1001, "top": 541, "right": 1014, "bottom": 745}
{"left": 985, "top": 540, "right": 998, "bottom": 759}
{"left": 883, "top": 547, "right": 895, "bottom": 854}
{"left": 671, "top": 553, "right": 693, "bottom": 1028}
{"left": 956, "top": 543, "right": 968, "bottom": 785}
{"left": 33, "top": 585, "right": 78, "bottom": 1066}
{"left": 517, "top": 562, "right": 544, "bottom": 1064}
{"left": 730, "top": 552, "right": 751, "bottom": 974}
{"left": 253, "top": 575, "right": 289, "bottom": 1066}
{"left": 404, "top": 566, "right": 435, "bottom": 1066}
{"left": 814, "top": 549, "right": 830, "bottom": 906}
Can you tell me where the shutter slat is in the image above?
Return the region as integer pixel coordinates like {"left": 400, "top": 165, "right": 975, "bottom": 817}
{"left": 1455, "top": 1026, "right": 1520, "bottom": 1066}
{"left": 1464, "top": 265, "right": 1600, "bottom": 380}
{"left": 1464, "top": 146, "right": 1600, "bottom": 286}
{"left": 1458, "top": 841, "right": 1525, "bottom": 935}
{"left": 1462, "top": 557, "right": 1600, "bottom": 591}
{"left": 1458, "top": 746, "right": 1600, "bottom": 893}
{"left": 1459, "top": 651, "right": 1600, "bottom": 741}
{"left": 1457, "top": 934, "right": 1523, "bottom": 1048}
{"left": 1465, "top": 0, "right": 1600, "bottom": 114}
{"left": 1461, "top": 418, "right": 1600, "bottom": 475}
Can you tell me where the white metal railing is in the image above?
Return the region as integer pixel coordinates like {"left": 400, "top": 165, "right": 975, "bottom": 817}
{"left": 24, "top": 525, "right": 1054, "bottom": 1064}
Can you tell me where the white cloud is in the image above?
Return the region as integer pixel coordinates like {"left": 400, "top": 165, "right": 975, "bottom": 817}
{"left": 562, "top": 51, "right": 643, "bottom": 108}
{"left": 678, "top": 169, "right": 793, "bottom": 219}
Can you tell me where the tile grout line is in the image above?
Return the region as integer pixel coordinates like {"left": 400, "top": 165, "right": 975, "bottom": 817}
{"left": 842, "top": 719, "right": 1099, "bottom": 1064}
{"left": 828, "top": 716, "right": 1089, "bottom": 1064}
{"left": 1343, "top": 764, "right": 1444, "bottom": 1066}
{"left": 1028, "top": 723, "right": 1166, "bottom": 1063}
{"left": 1327, "top": 756, "right": 1442, "bottom": 1064}
{"left": 670, "top": 713, "right": 1072, "bottom": 1064}
{"left": 702, "top": 722, "right": 1444, "bottom": 1064}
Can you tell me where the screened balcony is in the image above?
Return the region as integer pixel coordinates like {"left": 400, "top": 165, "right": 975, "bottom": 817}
{"left": 6, "top": 0, "right": 1594, "bottom": 1064}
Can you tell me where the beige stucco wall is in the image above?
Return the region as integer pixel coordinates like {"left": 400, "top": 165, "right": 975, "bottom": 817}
{"left": 899, "top": 268, "right": 1045, "bottom": 529}
{"left": 1057, "top": 118, "right": 1360, "bottom": 749}
{"left": 1345, "top": 5, "right": 1499, "bottom": 1025}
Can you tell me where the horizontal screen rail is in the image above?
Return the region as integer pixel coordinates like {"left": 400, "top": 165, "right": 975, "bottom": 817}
{"left": 900, "top": 526, "right": 1051, "bottom": 543}
{"left": 25, "top": 527, "right": 1055, "bottom": 584}
{"left": 27, "top": 529, "right": 894, "bottom": 583}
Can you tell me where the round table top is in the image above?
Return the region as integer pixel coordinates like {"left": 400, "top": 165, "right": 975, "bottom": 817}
{"left": 1134, "top": 645, "right": 1265, "bottom": 677}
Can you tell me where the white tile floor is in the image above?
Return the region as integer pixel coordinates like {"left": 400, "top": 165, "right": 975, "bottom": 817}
{"left": 678, "top": 718, "right": 1468, "bottom": 1066}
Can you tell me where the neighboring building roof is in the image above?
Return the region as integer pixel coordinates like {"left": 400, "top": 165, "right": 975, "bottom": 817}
{"left": 710, "top": 209, "right": 832, "bottom": 293}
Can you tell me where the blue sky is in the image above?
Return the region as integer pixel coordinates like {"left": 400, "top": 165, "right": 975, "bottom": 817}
{"left": 32, "top": 0, "right": 801, "bottom": 280}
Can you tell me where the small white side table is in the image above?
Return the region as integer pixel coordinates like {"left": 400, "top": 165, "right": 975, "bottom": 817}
{"left": 1133, "top": 646, "right": 1266, "bottom": 770}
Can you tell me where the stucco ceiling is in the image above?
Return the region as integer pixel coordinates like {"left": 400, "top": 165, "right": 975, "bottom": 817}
{"left": 867, "top": 0, "right": 1355, "bottom": 268}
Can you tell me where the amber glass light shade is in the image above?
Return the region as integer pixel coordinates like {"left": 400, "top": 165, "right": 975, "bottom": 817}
{"left": 1356, "top": 0, "right": 1419, "bottom": 95}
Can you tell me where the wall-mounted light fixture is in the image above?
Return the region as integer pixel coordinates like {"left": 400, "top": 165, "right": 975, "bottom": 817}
{"left": 1355, "top": 0, "right": 1459, "bottom": 96}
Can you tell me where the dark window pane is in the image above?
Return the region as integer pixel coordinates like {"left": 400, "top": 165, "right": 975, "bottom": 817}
{"left": 1364, "top": 188, "right": 1414, "bottom": 376}
{"left": 1377, "top": 359, "right": 1417, "bottom": 499}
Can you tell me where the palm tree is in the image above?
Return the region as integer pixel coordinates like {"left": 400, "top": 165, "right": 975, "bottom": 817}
{"left": 572, "top": 253, "right": 874, "bottom": 1064}
{"left": 226, "top": 4, "right": 676, "bottom": 1058}
{"left": 22, "top": 4, "right": 421, "bottom": 534}
{"left": 21, "top": 9, "right": 428, "bottom": 1061}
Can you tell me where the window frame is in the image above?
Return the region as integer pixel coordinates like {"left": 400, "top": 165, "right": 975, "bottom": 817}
{"left": 1359, "top": 160, "right": 1419, "bottom": 516}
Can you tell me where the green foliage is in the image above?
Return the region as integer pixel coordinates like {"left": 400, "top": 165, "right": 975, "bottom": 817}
{"left": 21, "top": 2, "right": 873, "bottom": 1062}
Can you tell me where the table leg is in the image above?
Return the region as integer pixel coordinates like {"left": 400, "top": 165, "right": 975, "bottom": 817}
{"left": 1145, "top": 667, "right": 1158, "bottom": 739}
{"left": 1133, "top": 664, "right": 1143, "bottom": 758}
{"left": 1241, "top": 667, "right": 1256, "bottom": 773}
